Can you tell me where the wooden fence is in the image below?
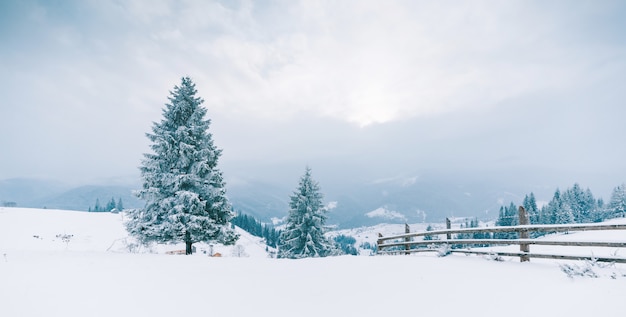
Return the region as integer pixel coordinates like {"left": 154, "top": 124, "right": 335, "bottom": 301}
{"left": 377, "top": 207, "right": 626, "bottom": 263}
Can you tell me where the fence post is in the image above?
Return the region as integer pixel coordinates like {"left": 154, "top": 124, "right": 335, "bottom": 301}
{"left": 518, "top": 206, "right": 530, "bottom": 262}
{"left": 377, "top": 233, "right": 383, "bottom": 254}
{"left": 404, "top": 223, "right": 410, "bottom": 255}
{"left": 446, "top": 218, "right": 451, "bottom": 240}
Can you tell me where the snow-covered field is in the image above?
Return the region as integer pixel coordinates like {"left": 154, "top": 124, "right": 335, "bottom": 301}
{"left": 1, "top": 207, "right": 625, "bottom": 317}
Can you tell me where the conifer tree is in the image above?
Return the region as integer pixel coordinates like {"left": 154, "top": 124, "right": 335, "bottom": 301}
{"left": 555, "top": 201, "right": 575, "bottom": 224}
{"left": 545, "top": 189, "right": 575, "bottom": 224}
{"left": 423, "top": 225, "right": 436, "bottom": 241}
{"left": 495, "top": 202, "right": 518, "bottom": 239}
{"left": 608, "top": 184, "right": 626, "bottom": 218}
{"left": 523, "top": 193, "right": 539, "bottom": 224}
{"left": 562, "top": 183, "right": 596, "bottom": 223}
{"left": 106, "top": 197, "right": 116, "bottom": 211}
{"left": 278, "top": 167, "right": 334, "bottom": 258}
{"left": 125, "top": 77, "right": 238, "bottom": 254}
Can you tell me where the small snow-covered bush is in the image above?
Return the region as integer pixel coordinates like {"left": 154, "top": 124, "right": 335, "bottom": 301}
{"left": 56, "top": 233, "right": 73, "bottom": 248}
{"left": 231, "top": 245, "right": 248, "bottom": 257}
{"left": 435, "top": 244, "right": 451, "bottom": 257}
{"left": 124, "top": 240, "right": 142, "bottom": 253}
{"left": 560, "top": 258, "right": 626, "bottom": 279}
{"left": 560, "top": 262, "right": 599, "bottom": 278}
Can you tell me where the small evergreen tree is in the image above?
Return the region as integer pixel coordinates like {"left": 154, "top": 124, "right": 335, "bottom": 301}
{"left": 125, "top": 77, "right": 238, "bottom": 254}
{"left": 333, "top": 235, "right": 358, "bottom": 255}
{"left": 278, "top": 167, "right": 333, "bottom": 258}
{"left": 544, "top": 189, "right": 575, "bottom": 225}
{"left": 555, "top": 201, "right": 575, "bottom": 224}
{"left": 562, "top": 183, "right": 598, "bottom": 223}
{"left": 608, "top": 184, "right": 626, "bottom": 218}
{"left": 546, "top": 189, "right": 561, "bottom": 224}
{"left": 495, "top": 203, "right": 518, "bottom": 239}
{"left": 116, "top": 198, "right": 124, "bottom": 211}
{"left": 523, "top": 193, "right": 539, "bottom": 224}
{"left": 423, "top": 224, "right": 436, "bottom": 241}
{"left": 106, "top": 197, "right": 116, "bottom": 212}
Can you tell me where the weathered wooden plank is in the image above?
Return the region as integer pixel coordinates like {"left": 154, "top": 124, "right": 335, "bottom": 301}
{"left": 378, "top": 249, "right": 435, "bottom": 255}
{"left": 450, "top": 250, "right": 626, "bottom": 264}
{"left": 377, "top": 248, "right": 626, "bottom": 263}
{"left": 378, "top": 239, "right": 626, "bottom": 249}
{"left": 377, "top": 223, "right": 626, "bottom": 242}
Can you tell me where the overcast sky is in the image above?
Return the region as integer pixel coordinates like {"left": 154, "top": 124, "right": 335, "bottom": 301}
{"left": 1, "top": 0, "right": 625, "bottom": 197}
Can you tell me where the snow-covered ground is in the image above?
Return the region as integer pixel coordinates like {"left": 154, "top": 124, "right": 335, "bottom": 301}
{"left": 1, "top": 207, "right": 625, "bottom": 316}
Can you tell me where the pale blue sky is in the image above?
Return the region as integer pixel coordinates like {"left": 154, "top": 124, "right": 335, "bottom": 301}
{"left": 1, "top": 0, "right": 625, "bottom": 197}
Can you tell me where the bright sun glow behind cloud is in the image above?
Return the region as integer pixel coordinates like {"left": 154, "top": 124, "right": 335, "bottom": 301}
{"left": 1, "top": 0, "right": 625, "bottom": 184}
{"left": 172, "top": 0, "right": 601, "bottom": 127}
{"left": 2, "top": 0, "right": 611, "bottom": 128}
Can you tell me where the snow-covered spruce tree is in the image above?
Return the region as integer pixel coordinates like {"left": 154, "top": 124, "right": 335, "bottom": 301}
{"left": 608, "top": 184, "right": 626, "bottom": 218}
{"left": 523, "top": 193, "right": 538, "bottom": 224}
{"left": 126, "top": 77, "right": 238, "bottom": 254}
{"left": 562, "top": 183, "right": 597, "bottom": 223}
{"left": 545, "top": 189, "right": 575, "bottom": 225}
{"left": 278, "top": 167, "right": 334, "bottom": 259}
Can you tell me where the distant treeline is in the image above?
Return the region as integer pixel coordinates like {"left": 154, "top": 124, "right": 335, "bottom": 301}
{"left": 89, "top": 197, "right": 124, "bottom": 212}
{"left": 447, "top": 183, "right": 626, "bottom": 245}
{"left": 1, "top": 201, "right": 17, "bottom": 207}
{"left": 231, "top": 213, "right": 281, "bottom": 248}
{"left": 497, "top": 183, "right": 626, "bottom": 233}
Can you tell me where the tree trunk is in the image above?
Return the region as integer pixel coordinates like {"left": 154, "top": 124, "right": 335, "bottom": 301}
{"left": 185, "top": 231, "right": 193, "bottom": 255}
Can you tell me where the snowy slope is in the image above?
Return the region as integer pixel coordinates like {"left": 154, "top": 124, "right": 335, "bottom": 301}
{"left": 330, "top": 218, "right": 481, "bottom": 255}
{"left": 0, "top": 207, "right": 271, "bottom": 257}
{"left": 1, "top": 207, "right": 626, "bottom": 317}
{"left": 476, "top": 217, "right": 626, "bottom": 259}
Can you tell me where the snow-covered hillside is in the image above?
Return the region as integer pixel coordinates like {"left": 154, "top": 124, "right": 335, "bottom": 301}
{"left": 1, "top": 207, "right": 625, "bottom": 317}
{"left": 0, "top": 207, "right": 271, "bottom": 257}
{"left": 330, "top": 217, "right": 487, "bottom": 255}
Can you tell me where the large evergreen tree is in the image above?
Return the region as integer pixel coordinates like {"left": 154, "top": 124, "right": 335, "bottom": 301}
{"left": 125, "top": 77, "right": 238, "bottom": 254}
{"left": 278, "top": 167, "right": 334, "bottom": 259}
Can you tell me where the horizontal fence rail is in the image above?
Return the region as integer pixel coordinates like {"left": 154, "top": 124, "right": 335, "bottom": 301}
{"left": 377, "top": 223, "right": 626, "bottom": 243}
{"left": 377, "top": 206, "right": 626, "bottom": 263}
{"left": 379, "top": 239, "right": 626, "bottom": 249}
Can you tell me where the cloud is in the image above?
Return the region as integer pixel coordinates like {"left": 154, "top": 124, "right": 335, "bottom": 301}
{"left": 5, "top": 0, "right": 624, "bottom": 127}
{"left": 18, "top": 0, "right": 604, "bottom": 127}
{"left": 365, "top": 207, "right": 407, "bottom": 221}
{"left": 325, "top": 201, "right": 338, "bottom": 210}
{"left": 369, "top": 176, "right": 419, "bottom": 187}
{"left": 1, "top": 0, "right": 625, "bottom": 189}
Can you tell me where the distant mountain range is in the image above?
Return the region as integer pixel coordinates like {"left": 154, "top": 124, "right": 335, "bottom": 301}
{"left": 0, "top": 178, "right": 144, "bottom": 211}
{"left": 222, "top": 175, "right": 550, "bottom": 228}
{"left": 1, "top": 176, "right": 553, "bottom": 228}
